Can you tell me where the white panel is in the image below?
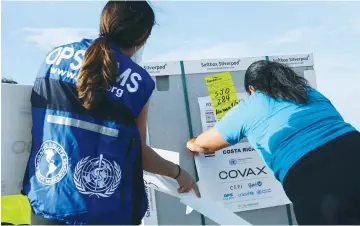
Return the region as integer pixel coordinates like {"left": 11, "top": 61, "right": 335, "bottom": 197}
{"left": 142, "top": 61, "right": 181, "bottom": 76}
{"left": 304, "top": 69, "right": 317, "bottom": 88}
{"left": 268, "top": 53, "right": 314, "bottom": 67}
{"left": 183, "top": 57, "right": 266, "bottom": 74}
{"left": 1, "top": 84, "right": 33, "bottom": 196}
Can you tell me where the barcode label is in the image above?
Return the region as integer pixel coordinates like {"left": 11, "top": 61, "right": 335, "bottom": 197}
{"left": 205, "top": 111, "right": 216, "bottom": 123}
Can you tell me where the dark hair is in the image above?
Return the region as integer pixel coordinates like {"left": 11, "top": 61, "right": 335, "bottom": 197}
{"left": 2, "top": 77, "right": 18, "bottom": 84}
{"left": 77, "top": 1, "right": 155, "bottom": 109}
{"left": 244, "top": 60, "right": 309, "bottom": 104}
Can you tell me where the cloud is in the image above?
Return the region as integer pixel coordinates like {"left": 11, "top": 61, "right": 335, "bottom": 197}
{"left": 19, "top": 27, "right": 97, "bottom": 51}
{"left": 266, "top": 17, "right": 360, "bottom": 46}
{"left": 147, "top": 42, "right": 259, "bottom": 62}
{"left": 316, "top": 71, "right": 360, "bottom": 130}
{"left": 266, "top": 27, "right": 322, "bottom": 45}
{"left": 342, "top": 17, "right": 360, "bottom": 34}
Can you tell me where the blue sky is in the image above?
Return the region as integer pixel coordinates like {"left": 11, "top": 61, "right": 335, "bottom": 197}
{"left": 1, "top": 1, "right": 360, "bottom": 128}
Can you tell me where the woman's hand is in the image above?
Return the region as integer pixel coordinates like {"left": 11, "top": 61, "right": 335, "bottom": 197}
{"left": 186, "top": 137, "right": 214, "bottom": 156}
{"left": 176, "top": 167, "right": 201, "bottom": 198}
{"left": 186, "top": 138, "right": 203, "bottom": 156}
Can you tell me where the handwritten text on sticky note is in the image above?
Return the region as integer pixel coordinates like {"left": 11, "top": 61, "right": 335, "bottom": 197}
{"left": 205, "top": 72, "right": 239, "bottom": 119}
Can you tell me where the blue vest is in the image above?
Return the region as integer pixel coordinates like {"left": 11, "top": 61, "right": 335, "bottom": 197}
{"left": 22, "top": 39, "right": 155, "bottom": 224}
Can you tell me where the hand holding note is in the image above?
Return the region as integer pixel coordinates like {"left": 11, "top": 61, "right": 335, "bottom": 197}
{"left": 143, "top": 148, "right": 252, "bottom": 225}
{"left": 176, "top": 167, "right": 201, "bottom": 198}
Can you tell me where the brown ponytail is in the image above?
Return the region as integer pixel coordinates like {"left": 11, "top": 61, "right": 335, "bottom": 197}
{"left": 77, "top": 38, "right": 117, "bottom": 109}
{"left": 76, "top": 1, "right": 155, "bottom": 109}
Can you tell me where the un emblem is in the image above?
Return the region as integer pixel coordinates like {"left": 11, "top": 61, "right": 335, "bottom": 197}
{"left": 35, "top": 140, "right": 69, "bottom": 185}
{"left": 74, "top": 154, "right": 122, "bottom": 198}
{"left": 229, "top": 159, "right": 237, "bottom": 166}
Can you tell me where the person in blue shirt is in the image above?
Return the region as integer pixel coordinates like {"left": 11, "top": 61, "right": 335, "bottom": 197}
{"left": 187, "top": 60, "right": 360, "bottom": 225}
{"left": 23, "top": 1, "right": 200, "bottom": 225}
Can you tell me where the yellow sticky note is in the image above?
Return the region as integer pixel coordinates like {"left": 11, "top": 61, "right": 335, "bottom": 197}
{"left": 205, "top": 72, "right": 239, "bottom": 119}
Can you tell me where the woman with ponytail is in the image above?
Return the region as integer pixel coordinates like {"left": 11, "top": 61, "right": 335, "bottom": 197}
{"left": 23, "top": 1, "right": 199, "bottom": 225}
{"left": 187, "top": 60, "right": 360, "bottom": 225}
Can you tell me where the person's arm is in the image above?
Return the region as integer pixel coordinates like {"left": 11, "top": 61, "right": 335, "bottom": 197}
{"left": 186, "top": 128, "right": 230, "bottom": 154}
{"left": 187, "top": 101, "right": 248, "bottom": 153}
{"left": 137, "top": 101, "right": 201, "bottom": 197}
{"left": 137, "top": 101, "right": 178, "bottom": 177}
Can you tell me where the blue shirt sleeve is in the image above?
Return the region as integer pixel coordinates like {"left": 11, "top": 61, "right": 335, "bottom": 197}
{"left": 215, "top": 100, "right": 249, "bottom": 145}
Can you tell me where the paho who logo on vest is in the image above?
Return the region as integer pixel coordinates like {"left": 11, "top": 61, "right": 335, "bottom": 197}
{"left": 74, "top": 154, "right": 122, "bottom": 198}
{"left": 35, "top": 140, "right": 69, "bottom": 185}
{"left": 35, "top": 141, "right": 122, "bottom": 198}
